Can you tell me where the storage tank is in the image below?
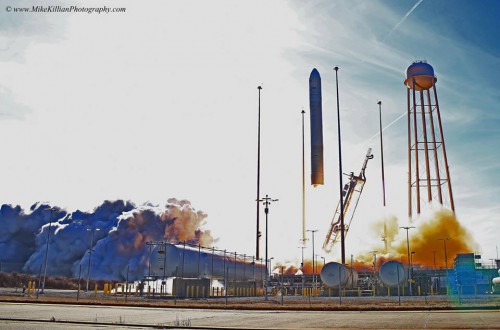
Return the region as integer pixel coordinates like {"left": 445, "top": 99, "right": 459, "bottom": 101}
{"left": 493, "top": 269, "right": 500, "bottom": 285}
{"left": 378, "top": 260, "right": 407, "bottom": 287}
{"left": 320, "top": 262, "right": 358, "bottom": 288}
{"left": 404, "top": 61, "right": 437, "bottom": 91}
{"left": 149, "top": 244, "right": 267, "bottom": 282}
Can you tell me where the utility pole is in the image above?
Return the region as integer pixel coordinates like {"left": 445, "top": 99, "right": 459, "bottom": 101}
{"left": 86, "top": 227, "right": 100, "bottom": 292}
{"left": 259, "top": 194, "right": 278, "bottom": 301}
{"left": 298, "top": 246, "right": 305, "bottom": 270}
{"left": 400, "top": 226, "right": 415, "bottom": 295}
{"left": 38, "top": 208, "right": 54, "bottom": 295}
{"left": 307, "top": 229, "right": 318, "bottom": 284}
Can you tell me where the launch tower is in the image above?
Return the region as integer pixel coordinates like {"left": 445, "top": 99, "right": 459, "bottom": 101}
{"left": 405, "top": 61, "right": 455, "bottom": 219}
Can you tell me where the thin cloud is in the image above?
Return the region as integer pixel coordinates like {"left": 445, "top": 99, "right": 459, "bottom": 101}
{"left": 381, "top": 0, "right": 424, "bottom": 42}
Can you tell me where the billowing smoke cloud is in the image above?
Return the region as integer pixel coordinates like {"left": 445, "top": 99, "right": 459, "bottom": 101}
{"left": 354, "top": 209, "right": 477, "bottom": 271}
{"left": 0, "top": 203, "right": 67, "bottom": 270}
{"left": 274, "top": 210, "right": 477, "bottom": 274}
{"left": 0, "top": 198, "right": 214, "bottom": 280}
{"left": 275, "top": 259, "right": 318, "bottom": 276}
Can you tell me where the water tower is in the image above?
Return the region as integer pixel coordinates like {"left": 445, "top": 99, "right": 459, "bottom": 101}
{"left": 404, "top": 61, "right": 455, "bottom": 219}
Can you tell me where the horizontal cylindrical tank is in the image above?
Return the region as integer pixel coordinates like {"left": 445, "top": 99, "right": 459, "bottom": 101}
{"left": 404, "top": 61, "right": 437, "bottom": 91}
{"left": 378, "top": 260, "right": 407, "bottom": 287}
{"left": 149, "top": 244, "right": 267, "bottom": 282}
{"left": 320, "top": 262, "right": 358, "bottom": 288}
{"left": 493, "top": 269, "right": 500, "bottom": 285}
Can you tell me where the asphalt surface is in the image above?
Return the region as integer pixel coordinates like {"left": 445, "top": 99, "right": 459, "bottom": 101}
{"left": 0, "top": 302, "right": 499, "bottom": 329}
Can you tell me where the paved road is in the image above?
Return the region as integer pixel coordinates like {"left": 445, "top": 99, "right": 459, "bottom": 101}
{"left": 0, "top": 302, "right": 499, "bottom": 329}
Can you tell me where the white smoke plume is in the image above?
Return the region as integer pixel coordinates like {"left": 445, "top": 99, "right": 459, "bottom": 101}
{"left": 0, "top": 198, "right": 214, "bottom": 280}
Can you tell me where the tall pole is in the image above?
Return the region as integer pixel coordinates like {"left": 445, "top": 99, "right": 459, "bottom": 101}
{"left": 301, "top": 109, "right": 306, "bottom": 245}
{"left": 400, "top": 226, "right": 415, "bottom": 295}
{"left": 407, "top": 87, "right": 412, "bottom": 219}
{"left": 40, "top": 208, "right": 53, "bottom": 294}
{"left": 256, "top": 85, "right": 263, "bottom": 259}
{"left": 307, "top": 229, "right": 317, "bottom": 284}
{"left": 377, "top": 101, "right": 386, "bottom": 208}
{"left": 259, "top": 194, "right": 278, "bottom": 301}
{"left": 334, "top": 66, "right": 345, "bottom": 265}
{"left": 378, "top": 101, "right": 388, "bottom": 253}
{"left": 86, "top": 227, "right": 100, "bottom": 292}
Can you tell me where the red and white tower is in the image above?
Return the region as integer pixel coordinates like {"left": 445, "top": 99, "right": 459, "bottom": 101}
{"left": 404, "top": 61, "right": 455, "bottom": 219}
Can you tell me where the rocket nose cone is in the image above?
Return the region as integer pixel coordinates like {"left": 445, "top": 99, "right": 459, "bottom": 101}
{"left": 310, "top": 68, "right": 320, "bottom": 79}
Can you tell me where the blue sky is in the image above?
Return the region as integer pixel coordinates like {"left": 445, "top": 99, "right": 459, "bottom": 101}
{"left": 0, "top": 0, "right": 498, "bottom": 265}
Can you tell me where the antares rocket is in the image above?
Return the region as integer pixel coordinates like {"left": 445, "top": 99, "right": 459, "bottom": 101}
{"left": 309, "top": 68, "right": 324, "bottom": 186}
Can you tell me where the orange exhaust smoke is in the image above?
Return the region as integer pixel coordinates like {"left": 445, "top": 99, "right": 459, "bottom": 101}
{"left": 274, "top": 210, "right": 477, "bottom": 274}
{"left": 358, "top": 209, "right": 476, "bottom": 270}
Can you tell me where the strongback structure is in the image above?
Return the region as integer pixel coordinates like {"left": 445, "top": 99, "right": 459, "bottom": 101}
{"left": 404, "top": 61, "right": 455, "bottom": 219}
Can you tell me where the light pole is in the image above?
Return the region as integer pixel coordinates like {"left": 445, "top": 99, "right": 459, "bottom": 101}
{"left": 370, "top": 250, "right": 378, "bottom": 293}
{"left": 86, "top": 227, "right": 101, "bottom": 292}
{"left": 307, "top": 229, "right": 318, "bottom": 284}
{"left": 301, "top": 109, "right": 306, "bottom": 245}
{"left": 334, "top": 66, "right": 346, "bottom": 265}
{"left": 400, "top": 226, "right": 415, "bottom": 295}
{"left": 298, "top": 246, "right": 305, "bottom": 270}
{"left": 38, "top": 208, "right": 54, "bottom": 295}
{"left": 268, "top": 257, "right": 274, "bottom": 277}
{"left": 255, "top": 85, "right": 263, "bottom": 260}
{"left": 259, "top": 194, "right": 278, "bottom": 301}
{"left": 411, "top": 251, "right": 416, "bottom": 291}
{"left": 378, "top": 100, "right": 387, "bottom": 208}
{"left": 320, "top": 256, "right": 325, "bottom": 268}
{"left": 378, "top": 100, "right": 388, "bottom": 253}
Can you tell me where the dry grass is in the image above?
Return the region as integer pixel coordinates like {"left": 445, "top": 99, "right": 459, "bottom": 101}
{"left": 1, "top": 289, "right": 499, "bottom": 311}
{"left": 0, "top": 272, "right": 117, "bottom": 290}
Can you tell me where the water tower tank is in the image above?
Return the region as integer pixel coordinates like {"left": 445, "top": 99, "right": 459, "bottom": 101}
{"left": 378, "top": 260, "right": 407, "bottom": 287}
{"left": 404, "top": 61, "right": 437, "bottom": 91}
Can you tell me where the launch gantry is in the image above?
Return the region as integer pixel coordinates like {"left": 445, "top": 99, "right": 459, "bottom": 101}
{"left": 322, "top": 148, "right": 373, "bottom": 253}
